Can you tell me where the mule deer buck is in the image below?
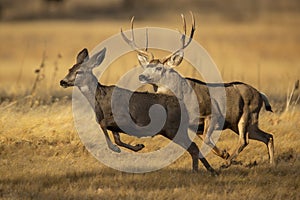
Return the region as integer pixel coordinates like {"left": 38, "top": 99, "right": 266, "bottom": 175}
{"left": 121, "top": 13, "right": 275, "bottom": 167}
{"left": 60, "top": 47, "right": 216, "bottom": 173}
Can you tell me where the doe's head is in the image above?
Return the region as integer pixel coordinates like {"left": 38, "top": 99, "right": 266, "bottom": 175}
{"left": 60, "top": 47, "right": 106, "bottom": 88}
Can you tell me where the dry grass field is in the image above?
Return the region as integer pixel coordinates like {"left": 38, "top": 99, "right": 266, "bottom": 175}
{"left": 0, "top": 4, "right": 299, "bottom": 199}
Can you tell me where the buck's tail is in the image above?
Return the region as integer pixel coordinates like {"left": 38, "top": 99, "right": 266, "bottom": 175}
{"left": 260, "top": 92, "right": 273, "bottom": 112}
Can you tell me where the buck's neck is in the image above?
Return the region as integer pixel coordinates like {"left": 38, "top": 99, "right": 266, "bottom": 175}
{"left": 158, "top": 69, "right": 199, "bottom": 124}
{"left": 159, "top": 69, "right": 194, "bottom": 100}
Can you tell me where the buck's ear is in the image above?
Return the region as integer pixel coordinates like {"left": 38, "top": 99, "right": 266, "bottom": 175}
{"left": 87, "top": 47, "right": 106, "bottom": 69}
{"left": 166, "top": 51, "right": 183, "bottom": 67}
{"left": 137, "top": 54, "right": 150, "bottom": 68}
{"left": 77, "top": 48, "right": 89, "bottom": 64}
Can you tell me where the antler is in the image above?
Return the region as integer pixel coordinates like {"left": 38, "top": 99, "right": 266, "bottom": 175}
{"left": 121, "top": 16, "right": 154, "bottom": 60}
{"left": 161, "top": 11, "right": 195, "bottom": 63}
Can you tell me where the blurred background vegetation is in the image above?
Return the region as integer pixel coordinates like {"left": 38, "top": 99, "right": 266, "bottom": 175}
{"left": 0, "top": 0, "right": 299, "bottom": 21}
{"left": 0, "top": 0, "right": 299, "bottom": 109}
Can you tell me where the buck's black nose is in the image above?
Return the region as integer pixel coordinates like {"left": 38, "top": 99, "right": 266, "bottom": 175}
{"left": 139, "top": 75, "right": 148, "bottom": 82}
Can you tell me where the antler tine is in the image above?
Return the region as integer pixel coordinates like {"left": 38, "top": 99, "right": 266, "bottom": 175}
{"left": 191, "top": 11, "right": 195, "bottom": 34}
{"left": 161, "top": 12, "right": 196, "bottom": 64}
{"left": 145, "top": 28, "right": 149, "bottom": 51}
{"left": 189, "top": 11, "right": 196, "bottom": 44}
{"left": 180, "top": 14, "right": 187, "bottom": 48}
{"left": 120, "top": 28, "right": 132, "bottom": 45}
{"left": 120, "top": 16, "right": 137, "bottom": 49}
{"left": 130, "top": 16, "right": 135, "bottom": 42}
{"left": 181, "top": 14, "right": 187, "bottom": 36}
{"left": 121, "top": 16, "right": 153, "bottom": 59}
{"left": 181, "top": 11, "right": 195, "bottom": 49}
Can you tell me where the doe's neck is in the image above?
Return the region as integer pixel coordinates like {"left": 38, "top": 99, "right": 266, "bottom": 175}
{"left": 78, "top": 76, "right": 102, "bottom": 109}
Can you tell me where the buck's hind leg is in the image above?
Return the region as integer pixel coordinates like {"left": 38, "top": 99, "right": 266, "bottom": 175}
{"left": 112, "top": 131, "right": 145, "bottom": 152}
{"left": 248, "top": 126, "right": 275, "bottom": 165}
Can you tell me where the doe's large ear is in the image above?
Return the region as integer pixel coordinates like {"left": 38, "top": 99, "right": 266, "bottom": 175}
{"left": 77, "top": 48, "right": 89, "bottom": 64}
{"left": 87, "top": 47, "right": 106, "bottom": 69}
{"left": 137, "top": 54, "right": 150, "bottom": 68}
{"left": 166, "top": 50, "right": 183, "bottom": 67}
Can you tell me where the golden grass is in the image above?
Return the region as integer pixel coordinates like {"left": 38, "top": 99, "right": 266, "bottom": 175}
{"left": 0, "top": 13, "right": 299, "bottom": 199}
{"left": 0, "top": 103, "right": 299, "bottom": 199}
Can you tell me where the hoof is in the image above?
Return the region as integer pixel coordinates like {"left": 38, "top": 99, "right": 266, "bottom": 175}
{"left": 270, "top": 160, "right": 276, "bottom": 167}
{"left": 133, "top": 144, "right": 145, "bottom": 152}
{"left": 220, "top": 160, "right": 242, "bottom": 169}
{"left": 110, "top": 144, "right": 121, "bottom": 153}
{"left": 210, "top": 170, "right": 219, "bottom": 176}
{"left": 231, "top": 160, "right": 243, "bottom": 165}
{"left": 209, "top": 168, "right": 219, "bottom": 176}
{"left": 244, "top": 160, "right": 258, "bottom": 168}
{"left": 222, "top": 150, "right": 230, "bottom": 160}
{"left": 220, "top": 162, "right": 231, "bottom": 169}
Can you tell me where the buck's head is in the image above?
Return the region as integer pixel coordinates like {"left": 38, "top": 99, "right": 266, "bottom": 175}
{"left": 60, "top": 47, "right": 106, "bottom": 88}
{"left": 137, "top": 50, "right": 184, "bottom": 84}
{"left": 121, "top": 12, "right": 195, "bottom": 85}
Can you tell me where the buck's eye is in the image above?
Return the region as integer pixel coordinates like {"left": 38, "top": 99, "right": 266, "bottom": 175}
{"left": 156, "top": 67, "right": 163, "bottom": 71}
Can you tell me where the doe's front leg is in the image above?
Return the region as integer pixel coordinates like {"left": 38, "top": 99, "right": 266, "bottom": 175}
{"left": 99, "top": 122, "right": 121, "bottom": 153}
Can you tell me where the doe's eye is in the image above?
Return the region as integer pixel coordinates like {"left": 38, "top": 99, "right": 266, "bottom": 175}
{"left": 76, "top": 71, "right": 84, "bottom": 75}
{"left": 156, "top": 67, "right": 163, "bottom": 71}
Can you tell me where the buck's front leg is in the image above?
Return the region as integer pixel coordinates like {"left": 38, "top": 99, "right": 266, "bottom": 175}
{"left": 198, "top": 133, "right": 230, "bottom": 160}
{"left": 225, "top": 113, "right": 250, "bottom": 167}
{"left": 202, "top": 116, "right": 230, "bottom": 160}
{"left": 204, "top": 99, "right": 230, "bottom": 160}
